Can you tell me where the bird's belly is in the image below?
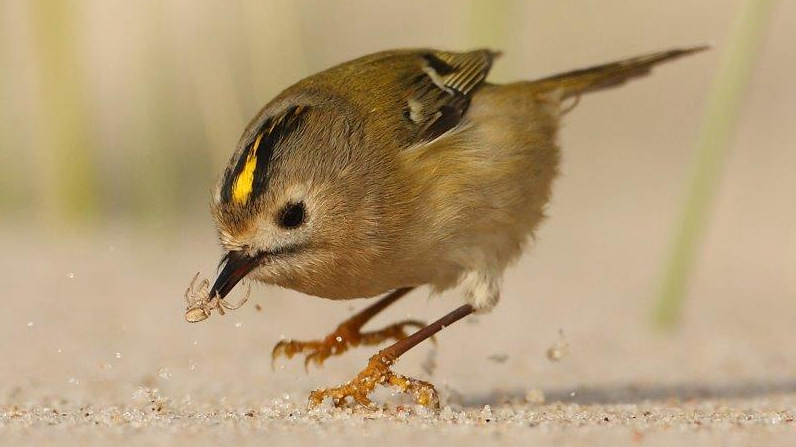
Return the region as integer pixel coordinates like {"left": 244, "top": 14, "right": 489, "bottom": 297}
{"left": 398, "top": 85, "right": 562, "bottom": 293}
{"left": 272, "top": 268, "right": 421, "bottom": 301}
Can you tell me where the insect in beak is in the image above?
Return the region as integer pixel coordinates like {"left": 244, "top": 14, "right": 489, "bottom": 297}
{"left": 183, "top": 251, "right": 261, "bottom": 323}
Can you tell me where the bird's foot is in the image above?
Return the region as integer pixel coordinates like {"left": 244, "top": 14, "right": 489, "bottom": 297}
{"left": 307, "top": 351, "right": 439, "bottom": 409}
{"left": 272, "top": 319, "right": 426, "bottom": 370}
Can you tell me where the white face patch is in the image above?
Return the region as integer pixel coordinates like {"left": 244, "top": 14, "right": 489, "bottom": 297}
{"left": 217, "top": 228, "right": 244, "bottom": 252}
{"left": 243, "top": 181, "right": 314, "bottom": 253}
{"left": 282, "top": 182, "right": 311, "bottom": 204}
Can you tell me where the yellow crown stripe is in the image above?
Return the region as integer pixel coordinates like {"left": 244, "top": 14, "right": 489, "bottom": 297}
{"left": 232, "top": 132, "right": 264, "bottom": 204}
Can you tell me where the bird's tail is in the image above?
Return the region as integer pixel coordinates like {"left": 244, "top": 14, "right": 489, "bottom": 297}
{"left": 528, "top": 46, "right": 708, "bottom": 99}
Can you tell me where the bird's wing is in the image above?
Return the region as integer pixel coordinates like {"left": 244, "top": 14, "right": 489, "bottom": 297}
{"left": 399, "top": 49, "right": 498, "bottom": 144}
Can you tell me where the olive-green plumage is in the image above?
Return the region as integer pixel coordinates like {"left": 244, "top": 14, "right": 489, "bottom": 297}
{"left": 209, "top": 46, "right": 705, "bottom": 309}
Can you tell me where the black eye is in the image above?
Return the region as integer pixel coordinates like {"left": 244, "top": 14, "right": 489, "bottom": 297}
{"left": 279, "top": 202, "right": 305, "bottom": 229}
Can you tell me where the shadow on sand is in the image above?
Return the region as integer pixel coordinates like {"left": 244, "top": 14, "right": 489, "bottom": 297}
{"left": 459, "top": 379, "right": 796, "bottom": 406}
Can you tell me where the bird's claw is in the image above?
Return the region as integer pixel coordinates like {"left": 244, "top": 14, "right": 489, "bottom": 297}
{"left": 307, "top": 352, "right": 439, "bottom": 410}
{"left": 271, "top": 339, "right": 330, "bottom": 370}
{"left": 271, "top": 319, "right": 428, "bottom": 370}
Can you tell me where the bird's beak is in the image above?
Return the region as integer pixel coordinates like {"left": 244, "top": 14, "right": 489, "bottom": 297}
{"left": 209, "top": 250, "right": 261, "bottom": 299}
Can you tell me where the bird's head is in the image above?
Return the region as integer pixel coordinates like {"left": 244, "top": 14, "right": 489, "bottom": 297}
{"left": 208, "top": 99, "right": 398, "bottom": 301}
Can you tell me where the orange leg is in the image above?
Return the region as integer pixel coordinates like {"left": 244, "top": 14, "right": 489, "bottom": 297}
{"left": 308, "top": 304, "right": 474, "bottom": 409}
{"left": 272, "top": 288, "right": 423, "bottom": 370}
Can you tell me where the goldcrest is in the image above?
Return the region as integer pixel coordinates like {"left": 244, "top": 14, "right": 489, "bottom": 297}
{"left": 192, "top": 47, "right": 706, "bottom": 408}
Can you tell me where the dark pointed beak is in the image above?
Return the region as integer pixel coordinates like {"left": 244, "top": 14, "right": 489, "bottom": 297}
{"left": 209, "top": 251, "right": 262, "bottom": 299}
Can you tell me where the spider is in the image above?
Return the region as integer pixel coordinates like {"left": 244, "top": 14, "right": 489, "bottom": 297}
{"left": 184, "top": 272, "right": 250, "bottom": 323}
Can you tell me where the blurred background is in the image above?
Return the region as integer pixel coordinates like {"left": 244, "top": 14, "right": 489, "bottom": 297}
{"left": 0, "top": 0, "right": 794, "bottom": 412}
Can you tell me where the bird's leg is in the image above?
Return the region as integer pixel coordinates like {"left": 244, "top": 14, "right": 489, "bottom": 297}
{"left": 308, "top": 304, "right": 474, "bottom": 409}
{"left": 272, "top": 287, "right": 423, "bottom": 370}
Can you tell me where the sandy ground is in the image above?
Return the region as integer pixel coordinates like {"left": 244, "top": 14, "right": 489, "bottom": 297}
{"left": 2, "top": 207, "right": 795, "bottom": 446}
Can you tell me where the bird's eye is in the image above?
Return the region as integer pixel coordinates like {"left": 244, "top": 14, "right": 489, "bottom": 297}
{"left": 278, "top": 202, "right": 305, "bottom": 229}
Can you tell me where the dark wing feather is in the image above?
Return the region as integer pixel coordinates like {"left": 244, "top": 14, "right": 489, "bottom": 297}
{"left": 404, "top": 49, "right": 498, "bottom": 143}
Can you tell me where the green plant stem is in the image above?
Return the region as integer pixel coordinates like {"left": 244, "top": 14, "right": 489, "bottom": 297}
{"left": 31, "top": 0, "right": 98, "bottom": 224}
{"left": 655, "top": 0, "right": 775, "bottom": 328}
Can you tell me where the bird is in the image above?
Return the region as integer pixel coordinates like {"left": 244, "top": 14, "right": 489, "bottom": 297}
{"left": 194, "top": 46, "right": 706, "bottom": 409}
